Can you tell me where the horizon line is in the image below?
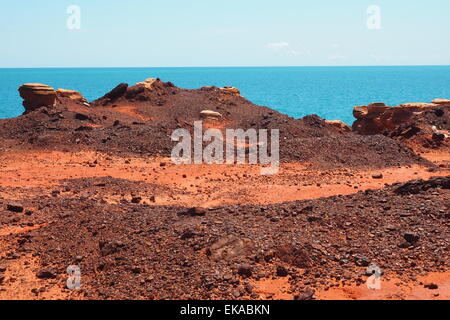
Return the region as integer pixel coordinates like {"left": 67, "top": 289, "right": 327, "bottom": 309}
{"left": 1, "top": 64, "right": 450, "bottom": 69}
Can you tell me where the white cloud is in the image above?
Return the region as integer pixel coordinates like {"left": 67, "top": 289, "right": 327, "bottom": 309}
{"left": 328, "top": 53, "right": 347, "bottom": 61}
{"left": 266, "top": 42, "right": 303, "bottom": 57}
{"left": 266, "top": 42, "right": 290, "bottom": 50}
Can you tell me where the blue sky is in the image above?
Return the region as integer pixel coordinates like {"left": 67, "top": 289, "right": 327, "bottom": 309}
{"left": 0, "top": 0, "right": 449, "bottom": 67}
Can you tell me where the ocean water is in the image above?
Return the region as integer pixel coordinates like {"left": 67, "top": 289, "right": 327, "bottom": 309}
{"left": 1, "top": 66, "right": 450, "bottom": 124}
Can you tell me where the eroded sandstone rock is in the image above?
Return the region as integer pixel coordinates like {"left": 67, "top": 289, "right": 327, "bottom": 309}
{"left": 352, "top": 100, "right": 450, "bottom": 150}
{"left": 324, "top": 120, "right": 352, "bottom": 132}
{"left": 219, "top": 86, "right": 241, "bottom": 96}
{"left": 136, "top": 78, "right": 157, "bottom": 89}
{"left": 432, "top": 98, "right": 450, "bottom": 105}
{"left": 18, "top": 83, "right": 56, "bottom": 113}
{"left": 352, "top": 101, "right": 446, "bottom": 135}
{"left": 56, "top": 88, "right": 87, "bottom": 104}
{"left": 206, "top": 235, "right": 254, "bottom": 261}
{"left": 200, "top": 110, "right": 223, "bottom": 120}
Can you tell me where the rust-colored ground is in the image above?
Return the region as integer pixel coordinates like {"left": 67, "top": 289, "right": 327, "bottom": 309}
{"left": 250, "top": 271, "right": 450, "bottom": 300}
{"left": 0, "top": 150, "right": 448, "bottom": 207}
{"left": 0, "top": 149, "right": 448, "bottom": 300}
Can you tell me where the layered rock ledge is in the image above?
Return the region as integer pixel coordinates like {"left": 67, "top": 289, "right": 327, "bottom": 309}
{"left": 18, "top": 83, "right": 56, "bottom": 113}
{"left": 352, "top": 101, "right": 450, "bottom": 150}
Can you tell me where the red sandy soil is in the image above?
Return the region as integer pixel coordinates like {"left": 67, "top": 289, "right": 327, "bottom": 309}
{"left": 251, "top": 271, "right": 450, "bottom": 300}
{"left": 0, "top": 149, "right": 448, "bottom": 300}
{"left": 0, "top": 150, "right": 448, "bottom": 207}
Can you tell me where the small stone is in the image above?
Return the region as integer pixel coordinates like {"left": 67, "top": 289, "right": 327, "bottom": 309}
{"left": 200, "top": 110, "right": 223, "bottom": 120}
{"left": 244, "top": 283, "right": 254, "bottom": 294}
{"left": 294, "top": 289, "right": 315, "bottom": 300}
{"left": 276, "top": 265, "right": 289, "bottom": 277}
{"left": 36, "top": 269, "right": 57, "bottom": 279}
{"left": 131, "top": 197, "right": 142, "bottom": 204}
{"left": 131, "top": 267, "right": 142, "bottom": 274}
{"left": 7, "top": 204, "right": 24, "bottom": 213}
{"left": 237, "top": 264, "right": 253, "bottom": 278}
{"left": 424, "top": 283, "right": 438, "bottom": 290}
{"left": 355, "top": 255, "right": 370, "bottom": 267}
{"left": 188, "top": 207, "right": 207, "bottom": 216}
{"left": 404, "top": 232, "right": 420, "bottom": 244}
{"left": 372, "top": 174, "right": 383, "bottom": 179}
{"left": 231, "top": 289, "right": 241, "bottom": 299}
{"left": 307, "top": 216, "right": 322, "bottom": 223}
{"left": 75, "top": 113, "right": 90, "bottom": 121}
{"left": 180, "top": 229, "right": 196, "bottom": 240}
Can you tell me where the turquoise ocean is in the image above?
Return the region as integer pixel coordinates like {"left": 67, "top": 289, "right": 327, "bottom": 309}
{"left": 1, "top": 66, "right": 450, "bottom": 124}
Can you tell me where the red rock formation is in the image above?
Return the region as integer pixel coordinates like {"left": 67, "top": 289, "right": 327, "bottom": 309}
{"left": 324, "top": 120, "right": 352, "bottom": 132}
{"left": 352, "top": 100, "right": 450, "bottom": 150}
{"left": 56, "top": 89, "right": 88, "bottom": 104}
{"left": 18, "top": 83, "right": 56, "bottom": 113}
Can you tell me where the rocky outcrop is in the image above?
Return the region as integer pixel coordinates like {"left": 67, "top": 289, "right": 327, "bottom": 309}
{"left": 18, "top": 83, "right": 56, "bottom": 113}
{"left": 136, "top": 78, "right": 157, "bottom": 89}
{"left": 92, "top": 78, "right": 177, "bottom": 106}
{"left": 353, "top": 103, "right": 430, "bottom": 135}
{"left": 56, "top": 89, "right": 89, "bottom": 107}
{"left": 432, "top": 99, "right": 450, "bottom": 105}
{"left": 220, "top": 86, "right": 241, "bottom": 96}
{"left": 124, "top": 78, "right": 160, "bottom": 100}
{"left": 56, "top": 89, "right": 87, "bottom": 103}
{"left": 200, "top": 110, "right": 223, "bottom": 120}
{"left": 324, "top": 120, "right": 352, "bottom": 132}
{"left": 200, "top": 86, "right": 241, "bottom": 97}
{"left": 353, "top": 102, "right": 388, "bottom": 121}
{"left": 352, "top": 100, "right": 450, "bottom": 149}
{"left": 101, "top": 83, "right": 129, "bottom": 102}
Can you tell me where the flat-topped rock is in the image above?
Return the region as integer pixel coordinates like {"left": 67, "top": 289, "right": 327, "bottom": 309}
{"left": 56, "top": 89, "right": 87, "bottom": 103}
{"left": 219, "top": 86, "right": 241, "bottom": 96}
{"left": 200, "top": 110, "right": 223, "bottom": 120}
{"left": 136, "top": 78, "right": 157, "bottom": 89}
{"left": 325, "top": 120, "right": 352, "bottom": 132}
{"left": 397, "top": 102, "right": 434, "bottom": 109}
{"left": 19, "top": 83, "right": 54, "bottom": 91}
{"left": 353, "top": 103, "right": 388, "bottom": 120}
{"left": 18, "top": 83, "right": 56, "bottom": 113}
{"left": 432, "top": 98, "right": 450, "bottom": 105}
